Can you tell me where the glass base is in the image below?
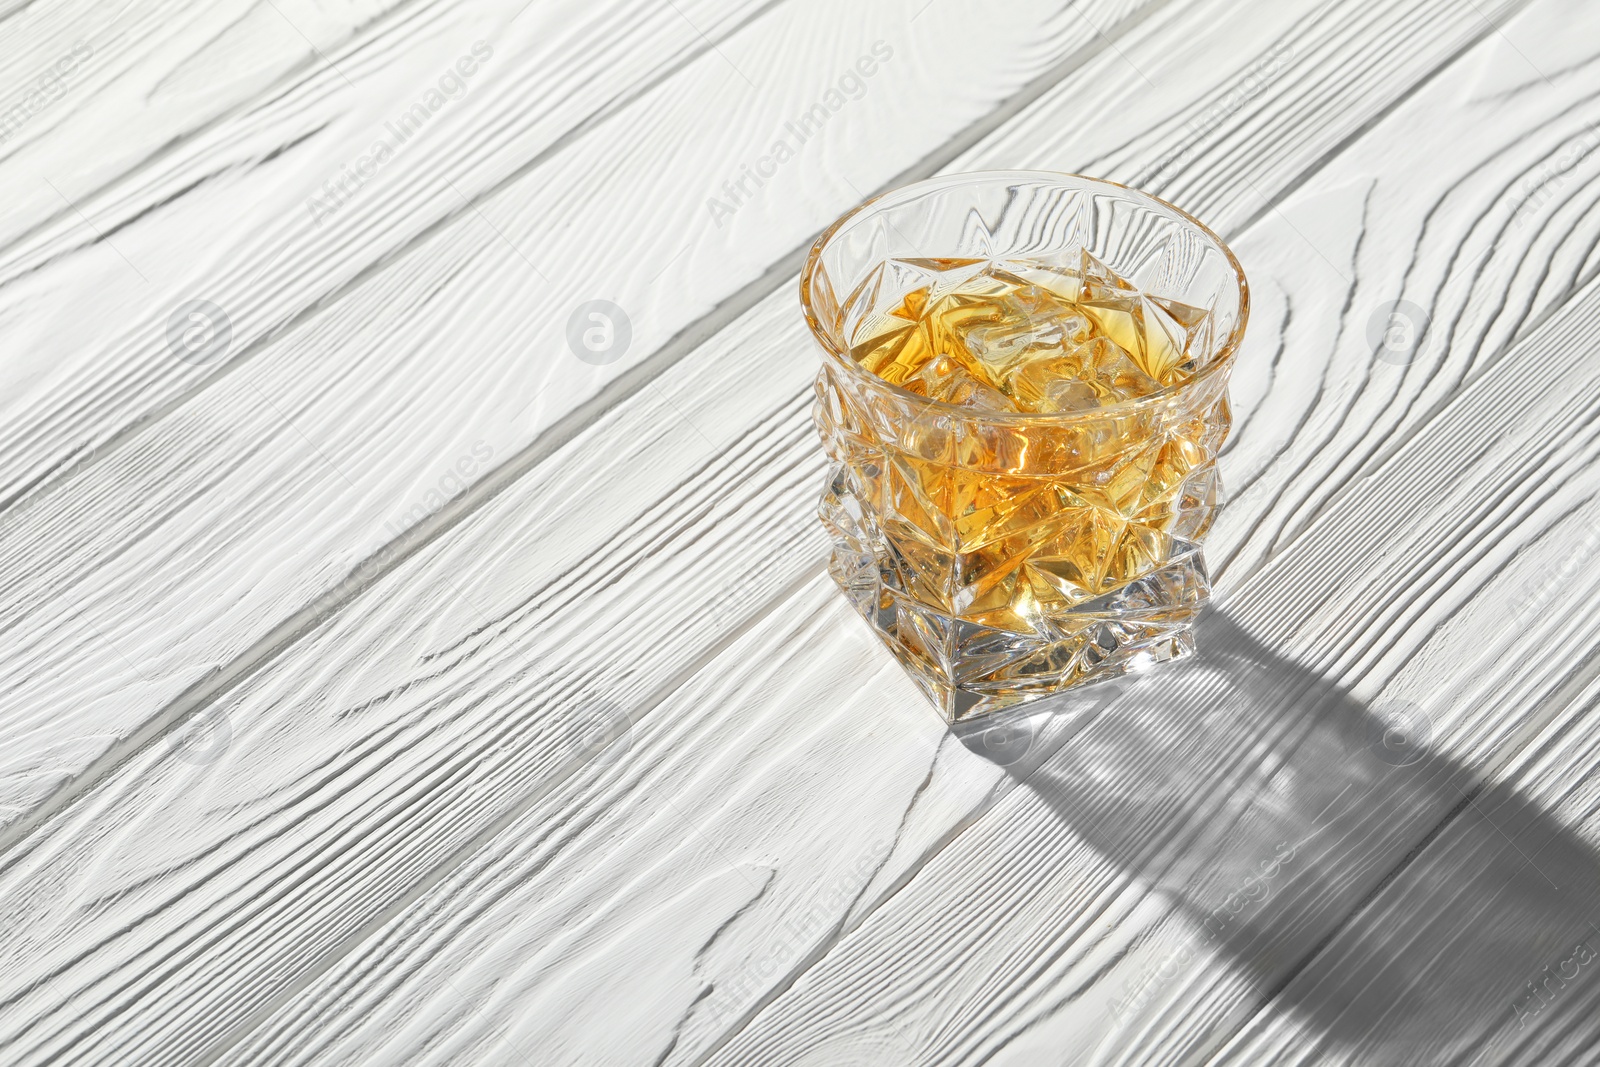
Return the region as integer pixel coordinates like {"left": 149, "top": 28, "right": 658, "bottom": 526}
{"left": 823, "top": 468, "right": 1211, "bottom": 723}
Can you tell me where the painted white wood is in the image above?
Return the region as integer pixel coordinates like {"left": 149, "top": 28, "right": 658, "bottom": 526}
{"left": 700, "top": 279, "right": 1600, "bottom": 1066}
{"left": 2, "top": 0, "right": 1591, "bottom": 1064}
{"left": 1212, "top": 668, "right": 1600, "bottom": 1066}
{"left": 0, "top": 0, "right": 1150, "bottom": 829}
{"left": 689, "top": 5, "right": 1600, "bottom": 1061}
{"left": 0, "top": 0, "right": 776, "bottom": 489}
{"left": 252, "top": 4, "right": 1600, "bottom": 1062}
{"left": 226, "top": 252, "right": 1600, "bottom": 1065}
{"left": 9, "top": 2, "right": 1600, "bottom": 1067}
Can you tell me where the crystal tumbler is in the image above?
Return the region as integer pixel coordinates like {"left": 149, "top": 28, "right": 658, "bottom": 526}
{"left": 802, "top": 171, "right": 1249, "bottom": 722}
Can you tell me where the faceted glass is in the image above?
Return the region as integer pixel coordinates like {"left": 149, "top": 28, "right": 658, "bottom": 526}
{"left": 801, "top": 172, "right": 1249, "bottom": 722}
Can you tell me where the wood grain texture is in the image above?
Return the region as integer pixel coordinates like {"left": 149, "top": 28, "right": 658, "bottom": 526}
{"left": 9, "top": 0, "right": 1533, "bottom": 844}
{"left": 0, "top": 0, "right": 1144, "bottom": 831}
{"left": 241, "top": 241, "right": 1600, "bottom": 1062}
{"left": 2, "top": 0, "right": 1585, "bottom": 1064}
{"left": 696, "top": 19, "right": 1600, "bottom": 1066}
{"left": 0, "top": 0, "right": 797, "bottom": 813}
{"left": 260, "top": 1, "right": 1600, "bottom": 1062}
{"left": 243, "top": 299, "right": 1600, "bottom": 1061}
{"left": 0, "top": 0, "right": 776, "bottom": 492}
{"left": 0, "top": 0, "right": 1534, "bottom": 831}
{"left": 1214, "top": 673, "right": 1600, "bottom": 1066}
{"left": 0, "top": 290, "right": 837, "bottom": 1063}
{"left": 703, "top": 273, "right": 1600, "bottom": 1065}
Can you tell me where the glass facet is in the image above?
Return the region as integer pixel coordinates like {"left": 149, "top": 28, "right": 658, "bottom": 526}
{"left": 801, "top": 172, "right": 1249, "bottom": 722}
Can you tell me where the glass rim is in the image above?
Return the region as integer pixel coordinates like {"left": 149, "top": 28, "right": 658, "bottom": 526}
{"left": 798, "top": 169, "right": 1251, "bottom": 424}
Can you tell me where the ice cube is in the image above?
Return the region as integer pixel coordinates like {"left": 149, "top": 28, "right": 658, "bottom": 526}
{"left": 1078, "top": 336, "right": 1163, "bottom": 400}
{"left": 962, "top": 291, "right": 1091, "bottom": 381}
{"left": 1076, "top": 251, "right": 1194, "bottom": 384}
{"left": 1003, "top": 337, "right": 1163, "bottom": 412}
{"left": 1042, "top": 378, "right": 1100, "bottom": 413}
{"left": 901, "top": 354, "right": 1018, "bottom": 412}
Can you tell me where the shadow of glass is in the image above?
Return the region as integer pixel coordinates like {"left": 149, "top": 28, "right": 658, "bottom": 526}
{"left": 950, "top": 608, "right": 1600, "bottom": 1065}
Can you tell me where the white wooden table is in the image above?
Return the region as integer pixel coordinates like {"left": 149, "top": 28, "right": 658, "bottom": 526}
{"left": 4, "top": 1, "right": 1600, "bottom": 1063}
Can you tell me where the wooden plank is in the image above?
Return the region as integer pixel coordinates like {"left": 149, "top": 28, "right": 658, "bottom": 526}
{"left": 235, "top": 255, "right": 1600, "bottom": 1066}
{"left": 0, "top": 0, "right": 1564, "bottom": 1064}
{"left": 232, "top": 579, "right": 962, "bottom": 1067}
{"left": 682, "top": 6, "right": 1600, "bottom": 1061}
{"left": 0, "top": 0, "right": 1151, "bottom": 831}
{"left": 0, "top": 0, "right": 780, "bottom": 496}
{"left": 0, "top": 0, "right": 410, "bottom": 250}
{"left": 697, "top": 280, "right": 1600, "bottom": 1065}
{"left": 1212, "top": 669, "right": 1600, "bottom": 1065}
{"left": 1, "top": 0, "right": 1544, "bottom": 842}
{"left": 197, "top": 2, "right": 1600, "bottom": 1063}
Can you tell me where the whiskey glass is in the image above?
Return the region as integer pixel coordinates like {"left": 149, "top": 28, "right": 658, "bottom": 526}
{"left": 802, "top": 171, "right": 1249, "bottom": 722}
